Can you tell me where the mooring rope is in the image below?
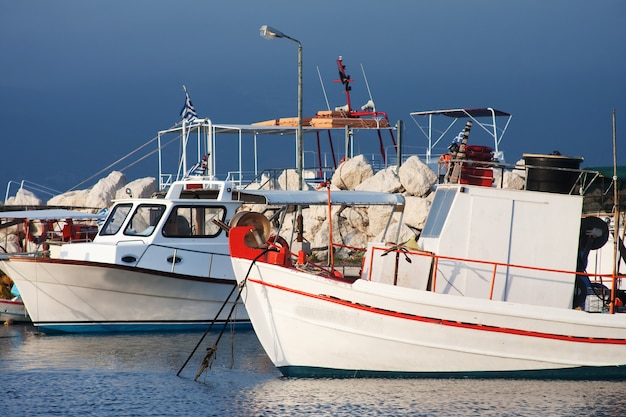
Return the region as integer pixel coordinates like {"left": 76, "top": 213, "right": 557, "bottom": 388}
{"left": 193, "top": 248, "right": 273, "bottom": 381}
{"left": 176, "top": 281, "right": 239, "bottom": 377}
{"left": 178, "top": 247, "right": 273, "bottom": 380}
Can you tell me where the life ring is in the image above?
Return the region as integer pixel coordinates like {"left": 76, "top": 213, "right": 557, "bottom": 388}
{"left": 439, "top": 153, "right": 452, "bottom": 169}
{"left": 24, "top": 219, "right": 50, "bottom": 245}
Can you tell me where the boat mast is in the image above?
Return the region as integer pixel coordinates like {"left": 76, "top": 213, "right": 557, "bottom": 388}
{"left": 611, "top": 109, "right": 619, "bottom": 313}
{"left": 335, "top": 56, "right": 353, "bottom": 112}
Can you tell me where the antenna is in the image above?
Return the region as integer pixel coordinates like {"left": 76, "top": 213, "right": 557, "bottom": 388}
{"left": 360, "top": 64, "right": 376, "bottom": 112}
{"left": 334, "top": 56, "right": 353, "bottom": 112}
{"left": 317, "top": 66, "right": 331, "bottom": 111}
{"left": 360, "top": 64, "right": 374, "bottom": 102}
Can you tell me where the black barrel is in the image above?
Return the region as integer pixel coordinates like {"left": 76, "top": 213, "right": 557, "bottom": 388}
{"left": 523, "top": 153, "right": 584, "bottom": 194}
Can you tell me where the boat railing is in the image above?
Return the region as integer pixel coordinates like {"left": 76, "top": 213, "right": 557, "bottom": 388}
{"left": 4, "top": 180, "right": 63, "bottom": 204}
{"left": 439, "top": 158, "right": 602, "bottom": 195}
{"left": 364, "top": 245, "right": 623, "bottom": 313}
{"left": 160, "top": 174, "right": 174, "bottom": 190}
{"left": 227, "top": 167, "right": 339, "bottom": 190}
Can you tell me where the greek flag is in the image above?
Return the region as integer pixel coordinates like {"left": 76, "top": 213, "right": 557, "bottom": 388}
{"left": 185, "top": 155, "right": 208, "bottom": 177}
{"left": 180, "top": 89, "right": 197, "bottom": 121}
{"left": 452, "top": 130, "right": 464, "bottom": 144}
{"left": 185, "top": 161, "right": 205, "bottom": 177}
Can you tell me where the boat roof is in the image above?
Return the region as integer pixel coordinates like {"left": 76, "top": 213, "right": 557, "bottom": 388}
{"left": 409, "top": 107, "right": 512, "bottom": 163}
{"left": 0, "top": 209, "right": 105, "bottom": 221}
{"left": 409, "top": 108, "right": 511, "bottom": 118}
{"left": 235, "top": 189, "right": 405, "bottom": 207}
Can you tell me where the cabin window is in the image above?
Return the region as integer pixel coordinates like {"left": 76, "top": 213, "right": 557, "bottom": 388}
{"left": 421, "top": 188, "right": 457, "bottom": 238}
{"left": 99, "top": 203, "right": 133, "bottom": 236}
{"left": 162, "top": 205, "right": 226, "bottom": 238}
{"left": 124, "top": 204, "right": 166, "bottom": 236}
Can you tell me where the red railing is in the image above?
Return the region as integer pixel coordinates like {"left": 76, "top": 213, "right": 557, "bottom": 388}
{"left": 365, "top": 245, "right": 622, "bottom": 312}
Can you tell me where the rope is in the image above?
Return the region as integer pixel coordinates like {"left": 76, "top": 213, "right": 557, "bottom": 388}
{"left": 194, "top": 345, "right": 217, "bottom": 381}
{"left": 331, "top": 242, "right": 367, "bottom": 252}
{"left": 176, "top": 281, "right": 239, "bottom": 377}
{"left": 66, "top": 130, "right": 180, "bottom": 192}
{"left": 181, "top": 247, "right": 273, "bottom": 381}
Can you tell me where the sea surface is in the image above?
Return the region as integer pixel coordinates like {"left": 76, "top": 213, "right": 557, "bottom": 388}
{"left": 2, "top": 323, "right": 625, "bottom": 417}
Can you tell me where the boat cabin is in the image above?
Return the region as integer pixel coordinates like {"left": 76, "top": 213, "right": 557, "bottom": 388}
{"left": 56, "top": 179, "right": 242, "bottom": 279}
{"left": 362, "top": 184, "right": 584, "bottom": 309}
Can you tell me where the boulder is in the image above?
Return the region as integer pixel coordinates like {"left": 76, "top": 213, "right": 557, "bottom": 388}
{"left": 502, "top": 171, "right": 525, "bottom": 190}
{"left": 367, "top": 204, "right": 402, "bottom": 237}
{"left": 312, "top": 208, "right": 371, "bottom": 261}
{"left": 355, "top": 166, "right": 403, "bottom": 193}
{"left": 1, "top": 234, "right": 22, "bottom": 254}
{"left": 275, "top": 169, "right": 315, "bottom": 191}
{"left": 6, "top": 189, "right": 41, "bottom": 206}
{"left": 84, "top": 171, "right": 126, "bottom": 208}
{"left": 403, "top": 196, "right": 431, "bottom": 230}
{"left": 331, "top": 155, "right": 374, "bottom": 190}
{"left": 114, "top": 177, "right": 157, "bottom": 200}
{"left": 48, "top": 190, "right": 89, "bottom": 207}
{"left": 398, "top": 155, "right": 437, "bottom": 197}
{"left": 372, "top": 221, "right": 416, "bottom": 246}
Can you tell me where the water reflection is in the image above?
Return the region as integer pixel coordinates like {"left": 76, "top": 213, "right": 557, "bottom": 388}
{"left": 2, "top": 324, "right": 626, "bottom": 417}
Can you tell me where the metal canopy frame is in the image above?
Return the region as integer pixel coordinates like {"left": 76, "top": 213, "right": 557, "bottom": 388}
{"left": 409, "top": 108, "right": 512, "bottom": 164}
{"left": 157, "top": 119, "right": 396, "bottom": 190}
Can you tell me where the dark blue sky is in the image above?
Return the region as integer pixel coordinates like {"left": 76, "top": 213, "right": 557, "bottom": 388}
{"left": 1, "top": 0, "right": 624, "bottom": 197}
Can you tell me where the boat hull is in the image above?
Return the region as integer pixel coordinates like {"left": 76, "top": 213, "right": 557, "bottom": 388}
{"left": 232, "top": 258, "right": 626, "bottom": 379}
{"left": 0, "top": 297, "right": 29, "bottom": 323}
{"left": 0, "top": 257, "right": 248, "bottom": 333}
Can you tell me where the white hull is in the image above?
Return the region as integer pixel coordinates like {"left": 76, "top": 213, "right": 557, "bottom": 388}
{"left": 1, "top": 257, "right": 247, "bottom": 333}
{"left": 233, "top": 258, "right": 626, "bottom": 378}
{"left": 0, "top": 297, "right": 29, "bottom": 323}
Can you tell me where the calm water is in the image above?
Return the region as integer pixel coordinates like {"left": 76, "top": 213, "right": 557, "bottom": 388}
{"left": 2, "top": 324, "right": 626, "bottom": 417}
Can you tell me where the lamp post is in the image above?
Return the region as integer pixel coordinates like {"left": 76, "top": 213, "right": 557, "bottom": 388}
{"left": 260, "top": 25, "right": 305, "bottom": 243}
{"left": 259, "top": 25, "right": 303, "bottom": 191}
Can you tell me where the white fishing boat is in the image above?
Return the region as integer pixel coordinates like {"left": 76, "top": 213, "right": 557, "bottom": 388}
{"left": 0, "top": 109, "right": 255, "bottom": 333}
{"left": 228, "top": 148, "right": 626, "bottom": 379}
{"left": 0, "top": 178, "right": 253, "bottom": 333}
{"left": 0, "top": 296, "right": 29, "bottom": 323}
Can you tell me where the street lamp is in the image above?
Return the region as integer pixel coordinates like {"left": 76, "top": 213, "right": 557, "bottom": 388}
{"left": 259, "top": 25, "right": 303, "bottom": 192}
{"left": 260, "top": 25, "right": 305, "bottom": 245}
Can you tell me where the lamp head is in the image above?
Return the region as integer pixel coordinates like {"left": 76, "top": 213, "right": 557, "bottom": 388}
{"left": 259, "top": 25, "right": 285, "bottom": 40}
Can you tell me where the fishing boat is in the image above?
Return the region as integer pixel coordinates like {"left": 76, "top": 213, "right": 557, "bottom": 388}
{"left": 0, "top": 107, "right": 260, "bottom": 333}
{"left": 227, "top": 146, "right": 626, "bottom": 379}
{"left": 0, "top": 178, "right": 253, "bottom": 333}
{"left": 0, "top": 296, "right": 29, "bottom": 323}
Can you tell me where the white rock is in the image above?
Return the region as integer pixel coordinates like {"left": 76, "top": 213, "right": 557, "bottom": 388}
{"left": 398, "top": 155, "right": 438, "bottom": 197}
{"left": 6, "top": 189, "right": 41, "bottom": 206}
{"left": 115, "top": 177, "right": 157, "bottom": 200}
{"left": 309, "top": 207, "right": 371, "bottom": 259}
{"left": 503, "top": 171, "right": 525, "bottom": 190}
{"left": 513, "top": 158, "right": 526, "bottom": 177}
{"left": 373, "top": 222, "right": 416, "bottom": 246}
{"left": 275, "top": 169, "right": 315, "bottom": 191}
{"left": 367, "top": 205, "right": 402, "bottom": 237}
{"left": 403, "top": 196, "right": 432, "bottom": 230}
{"left": 48, "top": 190, "right": 89, "bottom": 207}
{"left": 331, "top": 155, "right": 374, "bottom": 190}
{"left": 355, "top": 166, "right": 403, "bottom": 193}
{"left": 85, "top": 171, "right": 126, "bottom": 208}
{"left": 1, "top": 234, "right": 22, "bottom": 254}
